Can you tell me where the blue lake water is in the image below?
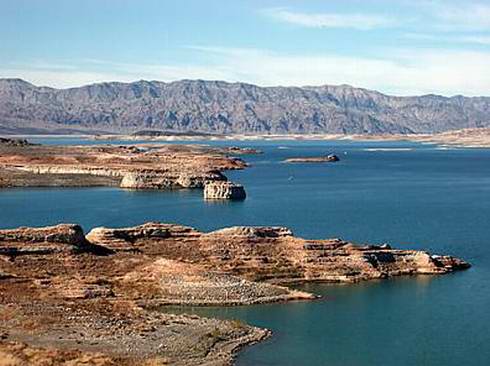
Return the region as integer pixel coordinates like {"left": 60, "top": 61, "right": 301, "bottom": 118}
{"left": 1, "top": 138, "right": 489, "bottom": 365}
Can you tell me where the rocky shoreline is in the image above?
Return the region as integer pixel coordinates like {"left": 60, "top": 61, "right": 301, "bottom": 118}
{"left": 6, "top": 128, "right": 490, "bottom": 149}
{"left": 0, "top": 139, "right": 253, "bottom": 199}
{"left": 0, "top": 222, "right": 469, "bottom": 365}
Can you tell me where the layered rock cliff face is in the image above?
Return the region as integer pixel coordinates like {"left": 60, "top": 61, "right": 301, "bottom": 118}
{"left": 0, "top": 223, "right": 85, "bottom": 246}
{"left": 1, "top": 78, "right": 490, "bottom": 135}
{"left": 0, "top": 224, "right": 274, "bottom": 366}
{"left": 84, "top": 223, "right": 470, "bottom": 284}
{"left": 0, "top": 142, "right": 248, "bottom": 192}
{"left": 0, "top": 222, "right": 470, "bottom": 365}
{"left": 204, "top": 181, "right": 246, "bottom": 200}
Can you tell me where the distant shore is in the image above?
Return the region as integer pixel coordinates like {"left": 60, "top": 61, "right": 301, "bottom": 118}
{"left": 5, "top": 127, "right": 490, "bottom": 148}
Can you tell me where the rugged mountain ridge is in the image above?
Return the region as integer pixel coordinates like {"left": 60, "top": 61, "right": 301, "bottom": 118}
{"left": 1, "top": 78, "right": 490, "bottom": 134}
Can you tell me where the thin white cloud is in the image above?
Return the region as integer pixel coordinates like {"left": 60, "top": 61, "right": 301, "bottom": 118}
{"left": 435, "top": 2, "right": 490, "bottom": 31}
{"left": 0, "top": 61, "right": 233, "bottom": 89}
{"left": 3, "top": 46, "right": 490, "bottom": 96}
{"left": 404, "top": 32, "right": 490, "bottom": 45}
{"left": 188, "top": 46, "right": 490, "bottom": 96}
{"left": 457, "top": 35, "right": 490, "bottom": 45}
{"left": 262, "top": 7, "right": 396, "bottom": 30}
{"left": 0, "top": 69, "right": 123, "bottom": 89}
{"left": 263, "top": 3, "right": 490, "bottom": 33}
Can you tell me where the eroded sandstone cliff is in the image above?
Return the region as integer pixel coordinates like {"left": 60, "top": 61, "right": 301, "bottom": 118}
{"left": 0, "top": 142, "right": 250, "bottom": 194}
{"left": 0, "top": 222, "right": 470, "bottom": 365}
{"left": 204, "top": 181, "right": 246, "bottom": 200}
{"left": 85, "top": 222, "right": 470, "bottom": 284}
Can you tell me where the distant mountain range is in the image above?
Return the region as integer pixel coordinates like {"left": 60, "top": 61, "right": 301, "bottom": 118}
{"left": 1, "top": 78, "right": 489, "bottom": 135}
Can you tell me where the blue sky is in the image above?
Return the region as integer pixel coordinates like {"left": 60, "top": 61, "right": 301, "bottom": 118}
{"left": 1, "top": 0, "right": 490, "bottom": 95}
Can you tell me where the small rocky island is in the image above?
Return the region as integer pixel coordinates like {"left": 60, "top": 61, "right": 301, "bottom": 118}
{"left": 0, "top": 138, "right": 252, "bottom": 200}
{"left": 0, "top": 222, "right": 469, "bottom": 365}
{"left": 204, "top": 181, "right": 246, "bottom": 200}
{"left": 285, "top": 154, "right": 340, "bottom": 163}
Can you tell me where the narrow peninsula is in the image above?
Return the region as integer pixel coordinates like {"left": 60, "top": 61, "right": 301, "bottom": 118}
{"left": 0, "top": 138, "right": 254, "bottom": 199}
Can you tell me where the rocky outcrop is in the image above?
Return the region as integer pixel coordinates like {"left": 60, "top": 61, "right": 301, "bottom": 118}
{"left": 204, "top": 181, "right": 246, "bottom": 200}
{"left": 85, "top": 222, "right": 200, "bottom": 251}
{"left": 0, "top": 224, "right": 89, "bottom": 256}
{"left": 84, "top": 222, "right": 470, "bottom": 284}
{"left": 0, "top": 224, "right": 85, "bottom": 244}
{"left": 120, "top": 170, "right": 226, "bottom": 189}
{"left": 0, "top": 143, "right": 248, "bottom": 194}
{"left": 202, "top": 228, "right": 470, "bottom": 283}
{"left": 2, "top": 78, "right": 490, "bottom": 135}
{"left": 207, "top": 226, "right": 293, "bottom": 238}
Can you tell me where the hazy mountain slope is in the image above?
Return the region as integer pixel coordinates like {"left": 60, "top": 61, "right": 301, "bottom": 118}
{"left": 1, "top": 78, "right": 489, "bottom": 134}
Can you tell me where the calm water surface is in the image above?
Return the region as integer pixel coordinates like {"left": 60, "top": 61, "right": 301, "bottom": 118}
{"left": 1, "top": 138, "right": 489, "bottom": 365}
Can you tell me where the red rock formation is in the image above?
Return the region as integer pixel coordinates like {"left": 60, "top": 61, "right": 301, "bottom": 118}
{"left": 0, "top": 222, "right": 470, "bottom": 365}
{"left": 85, "top": 222, "right": 470, "bottom": 284}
